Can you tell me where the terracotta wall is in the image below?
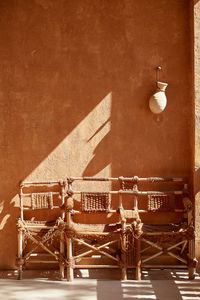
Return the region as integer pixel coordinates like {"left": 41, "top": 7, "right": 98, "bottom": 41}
{"left": 194, "top": 0, "right": 200, "bottom": 266}
{"left": 0, "top": 0, "right": 193, "bottom": 269}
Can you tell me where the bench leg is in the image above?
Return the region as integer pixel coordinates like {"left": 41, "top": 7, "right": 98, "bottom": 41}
{"left": 59, "top": 230, "right": 65, "bottom": 280}
{"left": 66, "top": 237, "right": 73, "bottom": 281}
{"left": 121, "top": 221, "right": 127, "bottom": 280}
{"left": 188, "top": 239, "right": 195, "bottom": 279}
{"left": 122, "top": 265, "right": 127, "bottom": 280}
{"left": 17, "top": 229, "right": 23, "bottom": 280}
{"left": 135, "top": 237, "right": 141, "bottom": 280}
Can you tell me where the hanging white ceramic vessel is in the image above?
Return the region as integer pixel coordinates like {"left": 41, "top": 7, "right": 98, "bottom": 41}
{"left": 149, "top": 81, "right": 168, "bottom": 114}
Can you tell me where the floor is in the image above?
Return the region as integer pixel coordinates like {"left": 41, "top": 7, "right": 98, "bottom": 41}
{"left": 0, "top": 270, "right": 200, "bottom": 300}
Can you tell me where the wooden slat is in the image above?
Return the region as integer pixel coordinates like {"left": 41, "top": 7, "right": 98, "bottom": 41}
{"left": 73, "top": 265, "right": 119, "bottom": 269}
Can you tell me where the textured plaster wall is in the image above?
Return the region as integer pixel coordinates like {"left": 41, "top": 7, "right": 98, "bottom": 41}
{"left": 0, "top": 0, "right": 193, "bottom": 269}
{"left": 194, "top": 0, "right": 200, "bottom": 265}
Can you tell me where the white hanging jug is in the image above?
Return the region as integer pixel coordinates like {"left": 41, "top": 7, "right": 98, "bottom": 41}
{"left": 149, "top": 81, "right": 168, "bottom": 114}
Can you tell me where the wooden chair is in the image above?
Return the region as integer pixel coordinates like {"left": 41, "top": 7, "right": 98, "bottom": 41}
{"left": 136, "top": 178, "right": 196, "bottom": 279}
{"left": 119, "top": 176, "right": 196, "bottom": 280}
{"left": 64, "top": 177, "right": 121, "bottom": 281}
{"left": 63, "top": 176, "right": 143, "bottom": 281}
{"left": 17, "top": 180, "right": 66, "bottom": 280}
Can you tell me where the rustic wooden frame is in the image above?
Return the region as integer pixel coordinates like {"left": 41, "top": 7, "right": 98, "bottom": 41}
{"left": 17, "top": 180, "right": 66, "bottom": 280}
{"left": 140, "top": 182, "right": 196, "bottom": 279}
{"left": 17, "top": 176, "right": 196, "bottom": 281}
{"left": 64, "top": 177, "right": 142, "bottom": 281}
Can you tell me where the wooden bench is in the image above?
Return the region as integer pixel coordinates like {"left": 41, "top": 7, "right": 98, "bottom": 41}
{"left": 17, "top": 176, "right": 196, "bottom": 280}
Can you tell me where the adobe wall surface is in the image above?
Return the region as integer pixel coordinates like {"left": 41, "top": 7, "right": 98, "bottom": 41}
{"left": 194, "top": 0, "right": 200, "bottom": 265}
{"left": 0, "top": 0, "right": 193, "bottom": 269}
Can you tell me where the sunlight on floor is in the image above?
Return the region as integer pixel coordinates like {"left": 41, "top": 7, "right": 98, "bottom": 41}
{"left": 0, "top": 270, "right": 200, "bottom": 300}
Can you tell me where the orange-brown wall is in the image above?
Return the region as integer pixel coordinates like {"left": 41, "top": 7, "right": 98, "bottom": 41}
{"left": 194, "top": 0, "right": 200, "bottom": 266}
{"left": 0, "top": 0, "right": 193, "bottom": 269}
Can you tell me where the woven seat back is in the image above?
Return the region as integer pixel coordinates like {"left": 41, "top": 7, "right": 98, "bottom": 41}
{"left": 148, "top": 194, "right": 174, "bottom": 212}
{"left": 31, "top": 192, "right": 53, "bottom": 210}
{"left": 81, "top": 192, "right": 110, "bottom": 212}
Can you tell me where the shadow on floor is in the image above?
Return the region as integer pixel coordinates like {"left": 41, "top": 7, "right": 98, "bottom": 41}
{"left": 0, "top": 270, "right": 200, "bottom": 300}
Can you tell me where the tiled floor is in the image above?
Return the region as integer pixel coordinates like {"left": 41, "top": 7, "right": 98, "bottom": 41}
{"left": 0, "top": 270, "right": 199, "bottom": 300}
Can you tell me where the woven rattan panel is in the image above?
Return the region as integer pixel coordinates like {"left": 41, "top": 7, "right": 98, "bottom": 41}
{"left": 81, "top": 192, "right": 110, "bottom": 212}
{"left": 31, "top": 192, "right": 53, "bottom": 209}
{"left": 148, "top": 194, "right": 174, "bottom": 212}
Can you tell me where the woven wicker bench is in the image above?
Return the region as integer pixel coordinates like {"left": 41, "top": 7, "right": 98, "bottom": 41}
{"left": 17, "top": 176, "right": 196, "bottom": 280}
